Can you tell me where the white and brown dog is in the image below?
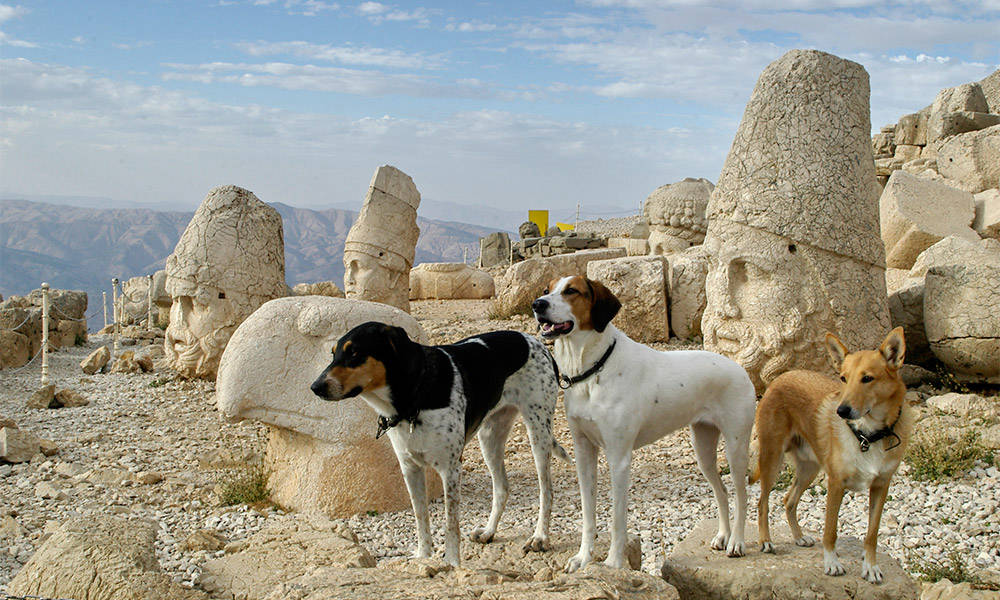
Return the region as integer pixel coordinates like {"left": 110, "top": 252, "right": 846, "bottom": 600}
{"left": 533, "top": 276, "right": 756, "bottom": 571}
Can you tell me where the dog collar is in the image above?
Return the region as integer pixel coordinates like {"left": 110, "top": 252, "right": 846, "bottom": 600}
{"left": 559, "top": 340, "right": 616, "bottom": 389}
{"left": 376, "top": 414, "right": 420, "bottom": 439}
{"left": 847, "top": 418, "right": 901, "bottom": 453}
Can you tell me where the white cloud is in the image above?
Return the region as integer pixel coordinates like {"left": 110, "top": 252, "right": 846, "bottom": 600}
{"left": 445, "top": 21, "right": 497, "bottom": 32}
{"left": 113, "top": 41, "right": 153, "bottom": 50}
{"left": 356, "top": 1, "right": 387, "bottom": 15}
{"left": 356, "top": 2, "right": 433, "bottom": 25}
{"left": 0, "top": 3, "right": 34, "bottom": 47}
{"left": 234, "top": 40, "right": 444, "bottom": 69}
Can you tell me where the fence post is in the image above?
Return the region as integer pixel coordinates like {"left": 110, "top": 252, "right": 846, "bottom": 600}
{"left": 147, "top": 274, "right": 154, "bottom": 331}
{"left": 40, "top": 282, "right": 50, "bottom": 386}
{"left": 112, "top": 278, "right": 120, "bottom": 354}
{"left": 102, "top": 291, "right": 108, "bottom": 330}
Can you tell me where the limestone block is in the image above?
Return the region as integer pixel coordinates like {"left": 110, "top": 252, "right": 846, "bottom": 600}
{"left": 937, "top": 124, "right": 1000, "bottom": 193}
{"left": 908, "top": 235, "right": 984, "bottom": 279}
{"left": 0, "top": 427, "right": 40, "bottom": 463}
{"left": 661, "top": 519, "right": 918, "bottom": 600}
{"left": 7, "top": 516, "right": 207, "bottom": 600}
{"left": 119, "top": 276, "right": 152, "bottom": 324}
{"left": 980, "top": 68, "right": 1000, "bottom": 114}
{"left": 924, "top": 239, "right": 1000, "bottom": 382}
{"left": 927, "top": 82, "right": 990, "bottom": 142}
{"left": 888, "top": 278, "right": 932, "bottom": 366}
{"left": 53, "top": 389, "right": 89, "bottom": 408}
{"left": 27, "top": 288, "right": 87, "bottom": 321}
{"left": 56, "top": 319, "right": 87, "bottom": 348}
{"left": 667, "top": 245, "right": 709, "bottom": 340}
{"left": 631, "top": 219, "right": 650, "bottom": 239}
{"left": 932, "top": 112, "right": 1000, "bottom": 142}
{"left": 606, "top": 237, "right": 649, "bottom": 256}
{"left": 165, "top": 185, "right": 286, "bottom": 380}
{"left": 974, "top": 188, "right": 1000, "bottom": 240}
{"left": 409, "top": 263, "right": 494, "bottom": 300}
{"left": 894, "top": 144, "right": 922, "bottom": 162}
{"left": 644, "top": 178, "right": 713, "bottom": 255}
{"left": 879, "top": 170, "right": 978, "bottom": 269}
{"left": 586, "top": 256, "right": 668, "bottom": 343}
{"left": 885, "top": 268, "right": 910, "bottom": 295}
{"left": 895, "top": 112, "right": 927, "bottom": 146}
{"left": 479, "top": 232, "right": 511, "bottom": 268}
{"left": 0, "top": 306, "right": 42, "bottom": 355}
{"left": 0, "top": 330, "right": 30, "bottom": 369}
{"left": 343, "top": 166, "right": 421, "bottom": 313}
{"left": 216, "top": 295, "right": 439, "bottom": 518}
{"left": 493, "top": 248, "right": 626, "bottom": 316}
{"left": 871, "top": 131, "right": 895, "bottom": 157}
{"left": 703, "top": 50, "right": 890, "bottom": 392}
{"left": 292, "top": 281, "right": 345, "bottom": 298}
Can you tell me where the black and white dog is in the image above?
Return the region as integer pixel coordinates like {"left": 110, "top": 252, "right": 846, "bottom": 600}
{"left": 310, "top": 321, "right": 566, "bottom": 565}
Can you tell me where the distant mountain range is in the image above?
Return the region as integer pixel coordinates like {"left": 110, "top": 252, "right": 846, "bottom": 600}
{"left": 0, "top": 198, "right": 501, "bottom": 314}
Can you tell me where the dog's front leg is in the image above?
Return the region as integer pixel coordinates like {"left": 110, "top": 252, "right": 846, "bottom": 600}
{"left": 862, "top": 479, "right": 890, "bottom": 584}
{"left": 440, "top": 466, "right": 462, "bottom": 566}
{"left": 822, "top": 480, "right": 847, "bottom": 577}
{"left": 565, "top": 426, "right": 598, "bottom": 573}
{"left": 400, "top": 460, "right": 432, "bottom": 558}
{"left": 603, "top": 443, "right": 633, "bottom": 569}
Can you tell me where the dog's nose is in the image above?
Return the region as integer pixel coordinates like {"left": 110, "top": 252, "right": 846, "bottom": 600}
{"left": 836, "top": 404, "right": 853, "bottom": 419}
{"left": 532, "top": 298, "right": 548, "bottom": 313}
{"left": 310, "top": 377, "right": 328, "bottom": 398}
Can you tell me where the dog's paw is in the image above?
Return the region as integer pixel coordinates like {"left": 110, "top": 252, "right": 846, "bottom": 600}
{"left": 412, "top": 547, "right": 432, "bottom": 559}
{"left": 823, "top": 551, "right": 846, "bottom": 577}
{"left": 469, "top": 527, "right": 495, "bottom": 544}
{"left": 726, "top": 539, "right": 745, "bottom": 558}
{"left": 795, "top": 535, "right": 815, "bottom": 547}
{"left": 710, "top": 532, "right": 728, "bottom": 551}
{"left": 522, "top": 535, "right": 549, "bottom": 553}
{"left": 602, "top": 554, "right": 625, "bottom": 569}
{"left": 760, "top": 542, "right": 774, "bottom": 554}
{"left": 862, "top": 559, "right": 883, "bottom": 584}
{"left": 564, "top": 552, "right": 591, "bottom": 573}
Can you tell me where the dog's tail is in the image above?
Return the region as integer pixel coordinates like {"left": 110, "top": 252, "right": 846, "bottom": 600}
{"left": 552, "top": 440, "right": 573, "bottom": 464}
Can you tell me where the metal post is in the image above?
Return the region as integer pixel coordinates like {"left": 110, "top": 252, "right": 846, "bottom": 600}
{"left": 102, "top": 291, "right": 108, "bottom": 330}
{"left": 147, "top": 274, "right": 154, "bottom": 331}
{"left": 112, "top": 278, "right": 120, "bottom": 354}
{"left": 478, "top": 238, "right": 484, "bottom": 269}
{"left": 575, "top": 202, "right": 580, "bottom": 231}
{"left": 463, "top": 247, "right": 468, "bottom": 265}
{"left": 40, "top": 282, "right": 50, "bottom": 386}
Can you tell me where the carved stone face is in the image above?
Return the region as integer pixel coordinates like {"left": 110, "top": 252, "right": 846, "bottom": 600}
{"left": 165, "top": 284, "right": 236, "bottom": 380}
{"left": 702, "top": 220, "right": 834, "bottom": 392}
{"left": 343, "top": 249, "right": 408, "bottom": 312}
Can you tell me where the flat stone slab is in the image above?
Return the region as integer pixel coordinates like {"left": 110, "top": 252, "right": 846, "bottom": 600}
{"left": 660, "top": 519, "right": 919, "bottom": 600}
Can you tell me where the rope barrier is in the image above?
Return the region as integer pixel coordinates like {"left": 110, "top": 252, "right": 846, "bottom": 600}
{"left": 0, "top": 312, "right": 34, "bottom": 332}
{"left": 4, "top": 346, "right": 44, "bottom": 374}
{"left": 47, "top": 303, "right": 101, "bottom": 323}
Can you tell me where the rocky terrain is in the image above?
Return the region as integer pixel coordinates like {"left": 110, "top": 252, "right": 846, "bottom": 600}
{"left": 0, "top": 198, "right": 496, "bottom": 309}
{"left": 2, "top": 299, "right": 998, "bottom": 598}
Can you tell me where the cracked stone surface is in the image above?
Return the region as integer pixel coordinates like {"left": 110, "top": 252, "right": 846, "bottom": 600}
{"left": 667, "top": 245, "right": 708, "bottom": 340}
{"left": 343, "top": 165, "right": 421, "bottom": 313}
{"left": 586, "top": 256, "right": 669, "bottom": 343}
{"left": 924, "top": 238, "right": 1000, "bottom": 382}
{"left": 937, "top": 124, "right": 1000, "bottom": 194}
{"left": 702, "top": 49, "right": 890, "bottom": 392}
{"left": 643, "top": 177, "right": 712, "bottom": 255}
{"left": 164, "top": 185, "right": 286, "bottom": 380}
{"left": 215, "top": 295, "right": 436, "bottom": 518}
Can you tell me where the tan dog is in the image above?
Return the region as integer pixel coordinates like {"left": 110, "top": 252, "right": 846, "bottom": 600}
{"left": 750, "top": 327, "right": 914, "bottom": 584}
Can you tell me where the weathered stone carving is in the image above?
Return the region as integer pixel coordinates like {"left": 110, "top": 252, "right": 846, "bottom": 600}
{"left": 644, "top": 178, "right": 713, "bottom": 255}
{"left": 408, "top": 263, "right": 494, "bottom": 300}
{"left": 702, "top": 50, "right": 890, "bottom": 392}
{"left": 216, "top": 296, "right": 439, "bottom": 517}
{"left": 343, "top": 166, "right": 421, "bottom": 314}
{"left": 164, "top": 185, "right": 286, "bottom": 380}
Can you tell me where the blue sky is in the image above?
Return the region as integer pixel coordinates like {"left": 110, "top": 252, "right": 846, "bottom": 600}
{"left": 1, "top": 1, "right": 998, "bottom": 220}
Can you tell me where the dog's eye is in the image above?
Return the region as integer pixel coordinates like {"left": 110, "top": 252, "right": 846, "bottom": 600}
{"left": 839, "top": 375, "right": 846, "bottom": 383}
{"left": 564, "top": 288, "right": 577, "bottom": 295}
{"left": 861, "top": 375, "right": 873, "bottom": 383}
{"left": 543, "top": 289, "right": 549, "bottom": 295}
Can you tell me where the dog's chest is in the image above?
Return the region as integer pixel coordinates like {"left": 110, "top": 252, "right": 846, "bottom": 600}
{"left": 835, "top": 427, "right": 900, "bottom": 491}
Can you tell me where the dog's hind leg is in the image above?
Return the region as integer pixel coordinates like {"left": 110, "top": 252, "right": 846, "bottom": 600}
{"left": 603, "top": 439, "right": 634, "bottom": 569}
{"left": 470, "top": 405, "right": 518, "bottom": 545}
{"left": 436, "top": 463, "right": 463, "bottom": 566}
{"left": 722, "top": 423, "right": 750, "bottom": 557}
{"left": 522, "top": 405, "right": 556, "bottom": 552}
{"left": 692, "top": 422, "right": 731, "bottom": 552}
{"left": 784, "top": 452, "right": 820, "bottom": 548}
{"left": 754, "top": 434, "right": 785, "bottom": 554}
{"left": 400, "top": 459, "right": 433, "bottom": 558}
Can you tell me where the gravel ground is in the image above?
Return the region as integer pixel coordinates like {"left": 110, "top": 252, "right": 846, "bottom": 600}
{"left": 2, "top": 300, "right": 998, "bottom": 595}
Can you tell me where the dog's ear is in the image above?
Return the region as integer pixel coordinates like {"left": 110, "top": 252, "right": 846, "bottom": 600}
{"left": 587, "top": 279, "right": 621, "bottom": 333}
{"left": 381, "top": 324, "right": 411, "bottom": 355}
{"left": 879, "top": 327, "right": 905, "bottom": 370}
{"left": 825, "top": 332, "right": 848, "bottom": 370}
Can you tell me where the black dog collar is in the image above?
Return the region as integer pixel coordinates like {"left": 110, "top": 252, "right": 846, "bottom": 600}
{"left": 559, "top": 340, "right": 616, "bottom": 389}
{"left": 847, "top": 418, "right": 901, "bottom": 452}
{"left": 376, "top": 414, "right": 420, "bottom": 439}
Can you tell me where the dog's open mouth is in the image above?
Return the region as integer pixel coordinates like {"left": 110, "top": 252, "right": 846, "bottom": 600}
{"left": 538, "top": 319, "right": 573, "bottom": 338}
